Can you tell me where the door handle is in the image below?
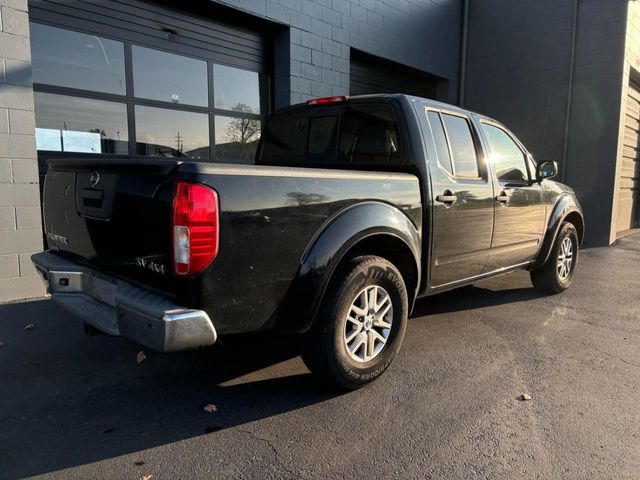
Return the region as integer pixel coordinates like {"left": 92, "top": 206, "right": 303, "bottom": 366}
{"left": 435, "top": 190, "right": 457, "bottom": 206}
{"left": 495, "top": 192, "right": 510, "bottom": 203}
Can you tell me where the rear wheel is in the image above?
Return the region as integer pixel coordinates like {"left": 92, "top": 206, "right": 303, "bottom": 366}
{"left": 530, "top": 222, "right": 579, "bottom": 293}
{"left": 301, "top": 255, "right": 408, "bottom": 390}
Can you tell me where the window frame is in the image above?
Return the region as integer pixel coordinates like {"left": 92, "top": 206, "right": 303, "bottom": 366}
{"left": 425, "top": 107, "right": 485, "bottom": 181}
{"left": 479, "top": 119, "right": 533, "bottom": 185}
{"left": 30, "top": 20, "right": 270, "bottom": 162}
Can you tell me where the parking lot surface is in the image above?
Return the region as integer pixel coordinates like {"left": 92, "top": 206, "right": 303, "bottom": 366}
{"left": 1, "top": 235, "right": 639, "bottom": 479}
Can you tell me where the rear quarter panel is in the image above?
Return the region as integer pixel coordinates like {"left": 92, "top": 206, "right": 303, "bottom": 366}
{"left": 178, "top": 164, "right": 421, "bottom": 335}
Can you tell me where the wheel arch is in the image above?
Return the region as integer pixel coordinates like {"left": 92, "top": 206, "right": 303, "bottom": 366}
{"left": 273, "top": 201, "right": 421, "bottom": 334}
{"left": 534, "top": 195, "right": 584, "bottom": 269}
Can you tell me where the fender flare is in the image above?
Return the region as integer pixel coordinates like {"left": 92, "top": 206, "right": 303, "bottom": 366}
{"left": 534, "top": 194, "right": 584, "bottom": 269}
{"left": 274, "top": 201, "right": 421, "bottom": 334}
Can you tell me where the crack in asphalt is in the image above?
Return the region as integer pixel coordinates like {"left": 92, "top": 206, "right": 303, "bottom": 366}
{"left": 554, "top": 330, "right": 640, "bottom": 369}
{"left": 235, "top": 427, "right": 304, "bottom": 479}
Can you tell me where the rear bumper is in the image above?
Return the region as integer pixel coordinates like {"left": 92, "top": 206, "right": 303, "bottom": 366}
{"left": 31, "top": 251, "right": 217, "bottom": 352}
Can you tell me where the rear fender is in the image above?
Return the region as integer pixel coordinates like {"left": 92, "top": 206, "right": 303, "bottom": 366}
{"left": 275, "top": 201, "right": 421, "bottom": 334}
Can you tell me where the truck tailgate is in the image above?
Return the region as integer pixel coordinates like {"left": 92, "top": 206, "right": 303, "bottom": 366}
{"left": 42, "top": 158, "right": 179, "bottom": 294}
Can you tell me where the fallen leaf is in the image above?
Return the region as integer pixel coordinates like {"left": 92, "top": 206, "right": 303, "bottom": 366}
{"left": 518, "top": 393, "right": 532, "bottom": 401}
{"left": 24, "top": 324, "right": 34, "bottom": 330}
{"left": 139, "top": 475, "right": 153, "bottom": 480}
{"left": 136, "top": 351, "right": 146, "bottom": 364}
{"left": 204, "top": 403, "right": 217, "bottom": 413}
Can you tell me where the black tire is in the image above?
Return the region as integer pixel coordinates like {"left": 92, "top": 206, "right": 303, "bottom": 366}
{"left": 530, "top": 222, "right": 579, "bottom": 294}
{"left": 301, "top": 255, "right": 408, "bottom": 390}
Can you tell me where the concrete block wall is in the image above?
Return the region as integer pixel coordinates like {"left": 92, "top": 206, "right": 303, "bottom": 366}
{"left": 464, "top": 0, "right": 629, "bottom": 246}
{"left": 217, "top": 0, "right": 462, "bottom": 107}
{"left": 0, "top": 0, "right": 44, "bottom": 302}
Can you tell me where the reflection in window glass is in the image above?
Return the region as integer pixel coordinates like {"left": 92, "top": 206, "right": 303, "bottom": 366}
{"left": 30, "top": 23, "right": 125, "bottom": 94}
{"left": 482, "top": 124, "right": 529, "bottom": 183}
{"left": 136, "top": 106, "right": 209, "bottom": 160}
{"left": 214, "top": 116, "right": 261, "bottom": 164}
{"left": 132, "top": 46, "right": 208, "bottom": 106}
{"left": 308, "top": 116, "right": 338, "bottom": 155}
{"left": 339, "top": 105, "right": 402, "bottom": 165}
{"left": 34, "top": 92, "right": 128, "bottom": 154}
{"left": 442, "top": 114, "right": 479, "bottom": 177}
{"left": 427, "top": 111, "right": 453, "bottom": 174}
{"left": 213, "top": 64, "right": 261, "bottom": 114}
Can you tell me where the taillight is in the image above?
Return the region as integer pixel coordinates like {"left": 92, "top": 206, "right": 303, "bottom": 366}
{"left": 305, "top": 95, "right": 348, "bottom": 106}
{"left": 172, "top": 181, "right": 219, "bottom": 276}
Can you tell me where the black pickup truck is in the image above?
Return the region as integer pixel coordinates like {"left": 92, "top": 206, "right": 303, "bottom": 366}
{"left": 33, "top": 94, "right": 584, "bottom": 389}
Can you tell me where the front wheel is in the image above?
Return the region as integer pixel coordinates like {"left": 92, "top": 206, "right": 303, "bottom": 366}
{"left": 301, "top": 255, "right": 408, "bottom": 390}
{"left": 530, "top": 222, "right": 579, "bottom": 294}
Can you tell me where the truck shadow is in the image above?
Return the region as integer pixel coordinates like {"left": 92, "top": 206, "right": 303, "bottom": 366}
{"left": 0, "top": 299, "right": 336, "bottom": 479}
{"left": 1, "top": 283, "right": 543, "bottom": 478}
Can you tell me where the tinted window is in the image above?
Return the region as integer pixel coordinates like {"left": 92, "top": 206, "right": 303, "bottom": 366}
{"left": 213, "top": 65, "right": 261, "bottom": 114}
{"left": 34, "top": 92, "right": 128, "bottom": 154}
{"left": 339, "top": 105, "right": 402, "bottom": 165}
{"left": 441, "top": 114, "right": 479, "bottom": 177}
{"left": 308, "top": 116, "right": 339, "bottom": 155}
{"left": 214, "top": 115, "right": 261, "bottom": 164}
{"left": 259, "top": 112, "right": 306, "bottom": 165}
{"left": 481, "top": 124, "right": 529, "bottom": 183}
{"left": 135, "top": 106, "right": 209, "bottom": 160}
{"left": 30, "top": 23, "right": 125, "bottom": 94}
{"left": 427, "top": 111, "right": 453, "bottom": 174}
{"left": 132, "top": 46, "right": 208, "bottom": 106}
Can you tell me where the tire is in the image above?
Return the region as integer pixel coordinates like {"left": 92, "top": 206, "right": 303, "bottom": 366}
{"left": 301, "top": 255, "right": 409, "bottom": 390}
{"left": 530, "top": 222, "right": 579, "bottom": 294}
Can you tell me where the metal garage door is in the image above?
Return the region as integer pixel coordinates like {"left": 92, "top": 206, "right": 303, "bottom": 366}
{"left": 616, "top": 76, "right": 640, "bottom": 235}
{"left": 350, "top": 50, "right": 438, "bottom": 99}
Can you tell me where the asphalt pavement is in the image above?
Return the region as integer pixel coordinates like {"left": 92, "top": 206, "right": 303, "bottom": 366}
{"left": 1, "top": 235, "right": 639, "bottom": 479}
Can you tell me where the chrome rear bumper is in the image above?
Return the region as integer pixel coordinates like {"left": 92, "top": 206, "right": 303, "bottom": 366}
{"left": 31, "top": 251, "right": 217, "bottom": 351}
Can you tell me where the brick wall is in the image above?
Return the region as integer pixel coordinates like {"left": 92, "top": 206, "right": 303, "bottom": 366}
{"left": 217, "top": 0, "right": 462, "bottom": 106}
{"left": 0, "top": 0, "right": 44, "bottom": 302}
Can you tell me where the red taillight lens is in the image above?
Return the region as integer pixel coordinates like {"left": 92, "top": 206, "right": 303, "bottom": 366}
{"left": 172, "top": 181, "right": 219, "bottom": 276}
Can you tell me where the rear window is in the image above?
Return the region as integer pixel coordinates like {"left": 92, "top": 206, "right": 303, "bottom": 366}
{"left": 258, "top": 103, "right": 404, "bottom": 168}
{"left": 259, "top": 111, "right": 306, "bottom": 165}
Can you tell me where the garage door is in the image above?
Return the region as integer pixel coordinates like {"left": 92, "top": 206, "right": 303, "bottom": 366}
{"left": 29, "top": 0, "right": 273, "bottom": 172}
{"left": 616, "top": 76, "right": 640, "bottom": 235}
{"left": 350, "top": 50, "right": 438, "bottom": 99}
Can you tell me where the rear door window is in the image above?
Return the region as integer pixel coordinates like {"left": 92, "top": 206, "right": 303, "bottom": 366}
{"left": 441, "top": 113, "right": 480, "bottom": 178}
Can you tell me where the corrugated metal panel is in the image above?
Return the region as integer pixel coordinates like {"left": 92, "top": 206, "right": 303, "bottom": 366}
{"left": 616, "top": 77, "right": 640, "bottom": 234}
{"left": 350, "top": 50, "right": 437, "bottom": 99}
{"left": 28, "top": 0, "right": 272, "bottom": 72}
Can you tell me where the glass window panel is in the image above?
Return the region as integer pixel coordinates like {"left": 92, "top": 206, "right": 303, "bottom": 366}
{"left": 257, "top": 111, "right": 306, "bottom": 166}
{"left": 427, "top": 111, "right": 453, "bottom": 174}
{"left": 441, "top": 114, "right": 479, "bottom": 177}
{"left": 339, "top": 104, "right": 402, "bottom": 165}
{"left": 481, "top": 124, "right": 529, "bottom": 183}
{"left": 132, "top": 46, "right": 208, "bottom": 106}
{"left": 214, "top": 115, "right": 261, "bottom": 164}
{"left": 213, "top": 64, "right": 261, "bottom": 114}
{"left": 308, "top": 116, "right": 338, "bottom": 155}
{"left": 30, "top": 23, "right": 125, "bottom": 94}
{"left": 136, "top": 106, "right": 209, "bottom": 160}
{"left": 34, "top": 92, "right": 128, "bottom": 154}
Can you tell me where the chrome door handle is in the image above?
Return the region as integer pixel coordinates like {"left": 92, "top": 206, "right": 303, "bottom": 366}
{"left": 436, "top": 190, "right": 457, "bottom": 206}
{"left": 495, "top": 192, "right": 510, "bottom": 203}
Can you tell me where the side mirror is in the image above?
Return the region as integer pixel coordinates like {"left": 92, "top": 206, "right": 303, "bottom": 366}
{"left": 536, "top": 160, "right": 558, "bottom": 182}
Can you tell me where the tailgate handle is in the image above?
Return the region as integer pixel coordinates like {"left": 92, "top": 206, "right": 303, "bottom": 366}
{"left": 82, "top": 188, "right": 104, "bottom": 208}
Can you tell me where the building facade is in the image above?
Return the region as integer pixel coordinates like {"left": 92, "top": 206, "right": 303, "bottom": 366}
{"left": 0, "top": 0, "right": 637, "bottom": 302}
